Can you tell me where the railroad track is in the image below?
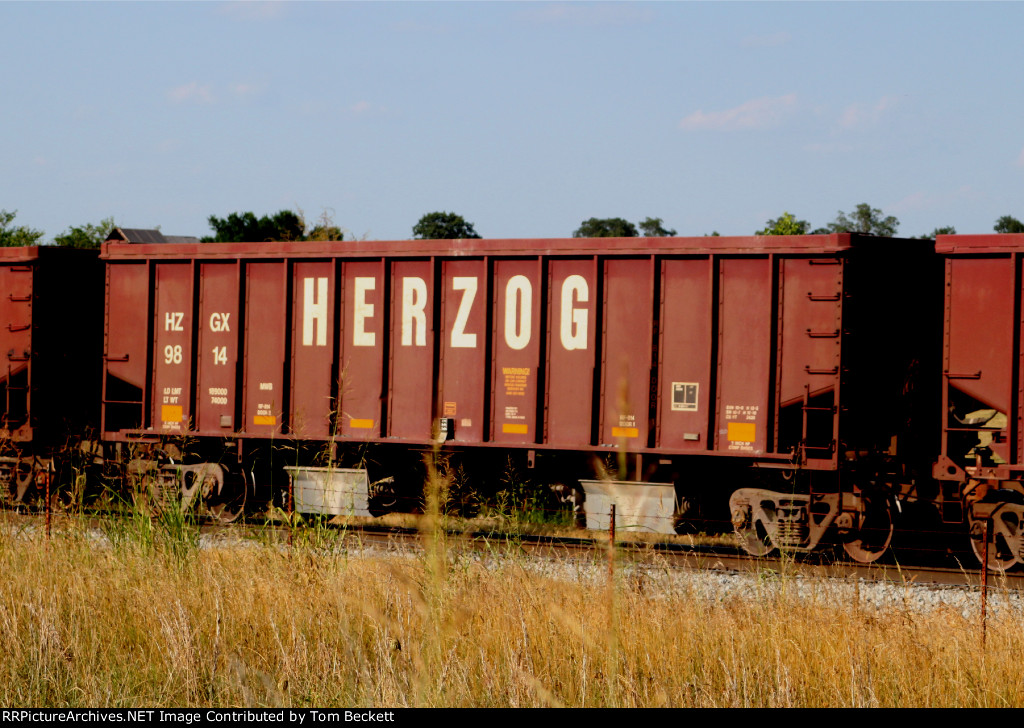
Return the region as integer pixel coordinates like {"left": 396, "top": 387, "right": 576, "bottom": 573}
{"left": 3, "top": 506, "right": 1011, "bottom": 592}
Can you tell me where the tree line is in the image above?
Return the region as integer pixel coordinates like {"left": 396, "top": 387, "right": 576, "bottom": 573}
{"left": 3, "top": 205, "right": 1024, "bottom": 248}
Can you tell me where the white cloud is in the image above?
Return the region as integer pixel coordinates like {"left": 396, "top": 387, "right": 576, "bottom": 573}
{"left": 351, "top": 100, "right": 372, "bottom": 114}
{"left": 167, "top": 82, "right": 215, "bottom": 105}
{"left": 838, "top": 95, "right": 899, "bottom": 130}
{"left": 680, "top": 93, "right": 797, "bottom": 131}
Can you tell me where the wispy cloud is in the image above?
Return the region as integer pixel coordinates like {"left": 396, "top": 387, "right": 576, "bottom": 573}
{"left": 167, "top": 82, "right": 215, "bottom": 105}
{"left": 520, "top": 3, "right": 654, "bottom": 27}
{"left": 346, "top": 100, "right": 389, "bottom": 117}
{"left": 680, "top": 93, "right": 797, "bottom": 131}
{"left": 1016, "top": 147, "right": 1024, "bottom": 167}
{"left": 838, "top": 95, "right": 899, "bottom": 130}
{"left": 232, "top": 83, "right": 262, "bottom": 100}
{"left": 741, "top": 32, "right": 791, "bottom": 49}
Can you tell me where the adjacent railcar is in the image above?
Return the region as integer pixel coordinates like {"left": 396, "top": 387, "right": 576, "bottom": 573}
{"left": 931, "top": 233, "right": 1024, "bottom": 568}
{"left": 97, "top": 232, "right": 937, "bottom": 557}
{"left": 0, "top": 246, "right": 104, "bottom": 503}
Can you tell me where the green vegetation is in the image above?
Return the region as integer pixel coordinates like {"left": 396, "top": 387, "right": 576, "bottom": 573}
{"left": 994, "top": 215, "right": 1024, "bottom": 234}
{"left": 204, "top": 210, "right": 306, "bottom": 242}
{"left": 52, "top": 216, "right": 117, "bottom": 249}
{"left": 823, "top": 203, "right": 900, "bottom": 236}
{"left": 757, "top": 203, "right": 911, "bottom": 237}
{"left": 0, "top": 209, "right": 44, "bottom": 247}
{"left": 201, "top": 209, "right": 346, "bottom": 242}
{"left": 573, "top": 217, "right": 638, "bottom": 238}
{"left": 411, "top": 211, "right": 481, "bottom": 240}
{"left": 757, "top": 211, "right": 811, "bottom": 236}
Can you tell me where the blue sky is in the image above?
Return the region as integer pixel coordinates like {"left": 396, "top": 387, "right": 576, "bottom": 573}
{"left": 2, "top": 1, "right": 1022, "bottom": 241}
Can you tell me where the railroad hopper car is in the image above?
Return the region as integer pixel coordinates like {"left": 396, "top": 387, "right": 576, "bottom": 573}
{"left": 0, "top": 246, "right": 104, "bottom": 503}
{"left": 96, "top": 232, "right": 938, "bottom": 561}
{"left": 932, "top": 233, "right": 1024, "bottom": 569}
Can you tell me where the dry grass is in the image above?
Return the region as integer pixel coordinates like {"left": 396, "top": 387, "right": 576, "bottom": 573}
{"left": 1, "top": 510, "right": 1024, "bottom": 708}
{"left": 326, "top": 511, "right": 736, "bottom": 549}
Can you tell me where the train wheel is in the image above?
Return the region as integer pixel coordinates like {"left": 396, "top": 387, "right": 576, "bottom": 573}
{"left": 732, "top": 504, "right": 775, "bottom": 557}
{"left": 0, "top": 461, "right": 14, "bottom": 505}
{"left": 968, "top": 515, "right": 1018, "bottom": 572}
{"left": 841, "top": 499, "right": 893, "bottom": 563}
{"left": 179, "top": 470, "right": 203, "bottom": 512}
{"left": 206, "top": 472, "right": 247, "bottom": 524}
{"left": 14, "top": 458, "right": 34, "bottom": 504}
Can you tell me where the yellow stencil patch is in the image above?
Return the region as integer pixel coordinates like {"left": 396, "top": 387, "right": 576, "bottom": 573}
{"left": 253, "top": 415, "right": 277, "bottom": 426}
{"left": 612, "top": 427, "right": 639, "bottom": 438}
{"left": 161, "top": 405, "right": 183, "bottom": 423}
{"left": 502, "top": 423, "right": 528, "bottom": 434}
{"left": 349, "top": 418, "right": 374, "bottom": 429}
{"left": 727, "top": 422, "right": 756, "bottom": 443}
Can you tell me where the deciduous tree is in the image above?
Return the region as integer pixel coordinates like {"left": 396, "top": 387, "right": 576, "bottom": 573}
{"left": 825, "top": 203, "right": 899, "bottom": 237}
{"left": 203, "top": 210, "right": 306, "bottom": 242}
{"left": 0, "top": 209, "right": 44, "bottom": 247}
{"left": 994, "top": 215, "right": 1024, "bottom": 234}
{"left": 573, "top": 217, "right": 638, "bottom": 238}
{"left": 638, "top": 216, "right": 677, "bottom": 237}
{"left": 52, "top": 217, "right": 116, "bottom": 249}
{"left": 412, "top": 211, "right": 481, "bottom": 240}
{"left": 756, "top": 212, "right": 810, "bottom": 236}
{"left": 917, "top": 226, "right": 956, "bottom": 240}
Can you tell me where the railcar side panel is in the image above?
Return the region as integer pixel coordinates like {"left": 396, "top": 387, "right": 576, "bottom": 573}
{"left": 715, "top": 258, "right": 773, "bottom": 455}
{"left": 340, "top": 260, "right": 385, "bottom": 439}
{"left": 490, "top": 259, "right": 542, "bottom": 444}
{"left": 440, "top": 259, "right": 487, "bottom": 443}
{"left": 152, "top": 263, "right": 194, "bottom": 434}
{"left": 544, "top": 259, "right": 597, "bottom": 447}
{"left": 104, "top": 262, "right": 149, "bottom": 433}
{"left": 388, "top": 260, "right": 434, "bottom": 440}
{"left": 290, "top": 261, "right": 336, "bottom": 438}
{"left": 656, "top": 258, "right": 713, "bottom": 451}
{"left": 243, "top": 262, "right": 287, "bottom": 437}
{"left": 599, "top": 258, "right": 654, "bottom": 447}
{"left": 943, "top": 256, "right": 1015, "bottom": 468}
{"left": 196, "top": 263, "right": 240, "bottom": 434}
{"left": 777, "top": 258, "right": 843, "bottom": 463}
{"left": 946, "top": 257, "right": 1015, "bottom": 414}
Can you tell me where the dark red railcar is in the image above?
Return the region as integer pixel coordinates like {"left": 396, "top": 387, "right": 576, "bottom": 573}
{"left": 0, "top": 246, "right": 104, "bottom": 503}
{"left": 933, "top": 233, "right": 1024, "bottom": 568}
{"left": 99, "top": 233, "right": 937, "bottom": 551}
